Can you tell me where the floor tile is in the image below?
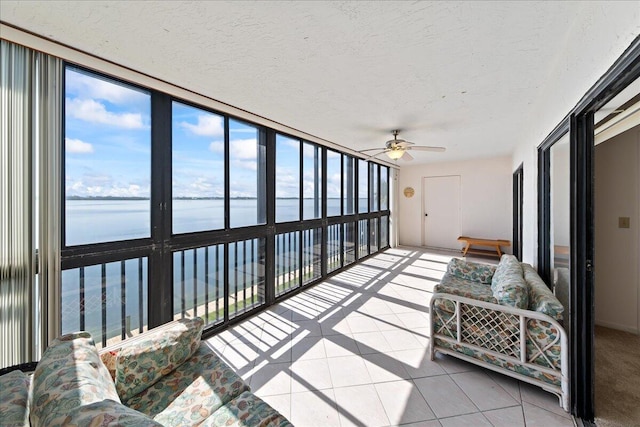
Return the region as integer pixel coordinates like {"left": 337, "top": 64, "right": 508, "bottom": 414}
{"left": 292, "top": 319, "right": 323, "bottom": 337}
{"left": 485, "top": 370, "right": 521, "bottom": 402}
{"left": 374, "top": 379, "right": 436, "bottom": 425}
{"left": 381, "top": 329, "right": 423, "bottom": 351}
{"left": 414, "top": 375, "right": 478, "bottom": 418}
{"left": 521, "top": 402, "right": 574, "bottom": 427}
{"left": 290, "top": 389, "right": 340, "bottom": 427}
{"left": 249, "top": 362, "right": 291, "bottom": 396}
{"left": 398, "top": 421, "right": 442, "bottom": 427}
{"left": 334, "top": 384, "right": 391, "bottom": 427}
{"left": 362, "top": 352, "right": 411, "bottom": 382}
{"left": 259, "top": 393, "right": 291, "bottom": 421}
{"left": 393, "top": 349, "right": 447, "bottom": 379}
{"left": 327, "top": 355, "right": 372, "bottom": 387}
{"left": 319, "top": 316, "right": 352, "bottom": 336}
{"left": 396, "top": 311, "right": 431, "bottom": 329}
{"left": 322, "top": 334, "right": 360, "bottom": 358}
{"left": 372, "top": 313, "right": 405, "bottom": 331}
{"left": 434, "top": 353, "right": 481, "bottom": 374}
{"left": 353, "top": 331, "right": 393, "bottom": 354}
{"left": 291, "top": 336, "right": 326, "bottom": 361}
{"left": 482, "top": 406, "right": 525, "bottom": 427}
{"left": 438, "top": 412, "right": 493, "bottom": 427}
{"left": 519, "top": 382, "right": 570, "bottom": 418}
{"left": 291, "top": 358, "right": 333, "bottom": 392}
{"left": 450, "top": 371, "right": 519, "bottom": 411}
{"left": 346, "top": 314, "right": 380, "bottom": 333}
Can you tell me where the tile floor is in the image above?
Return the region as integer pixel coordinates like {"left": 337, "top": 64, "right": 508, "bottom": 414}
{"left": 206, "top": 247, "right": 575, "bottom": 427}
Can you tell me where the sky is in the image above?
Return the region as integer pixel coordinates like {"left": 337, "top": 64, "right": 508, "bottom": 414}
{"left": 65, "top": 67, "right": 385, "bottom": 202}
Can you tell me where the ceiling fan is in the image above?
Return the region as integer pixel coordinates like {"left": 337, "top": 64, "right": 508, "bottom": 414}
{"left": 359, "top": 130, "right": 446, "bottom": 161}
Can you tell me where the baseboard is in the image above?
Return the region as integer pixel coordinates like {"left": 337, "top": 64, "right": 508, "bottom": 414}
{"left": 595, "top": 319, "right": 639, "bottom": 334}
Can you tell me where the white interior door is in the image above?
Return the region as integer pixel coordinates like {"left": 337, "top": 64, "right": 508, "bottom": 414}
{"left": 423, "top": 175, "right": 461, "bottom": 250}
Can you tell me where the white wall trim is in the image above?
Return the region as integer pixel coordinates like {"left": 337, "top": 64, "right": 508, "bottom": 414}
{"left": 595, "top": 320, "right": 639, "bottom": 335}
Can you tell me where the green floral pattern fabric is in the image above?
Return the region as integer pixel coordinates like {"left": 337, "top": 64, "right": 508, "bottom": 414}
{"left": 434, "top": 274, "right": 497, "bottom": 314}
{"left": 59, "top": 399, "right": 162, "bottom": 426}
{"left": 526, "top": 318, "right": 562, "bottom": 369}
{"left": 125, "top": 344, "right": 249, "bottom": 425}
{"left": 435, "top": 338, "right": 562, "bottom": 387}
{"left": 201, "top": 391, "right": 293, "bottom": 427}
{"left": 30, "top": 331, "right": 121, "bottom": 427}
{"left": 491, "top": 255, "right": 528, "bottom": 309}
{"left": 0, "top": 370, "right": 31, "bottom": 427}
{"left": 115, "top": 317, "right": 204, "bottom": 402}
{"left": 446, "top": 258, "right": 496, "bottom": 284}
{"left": 522, "top": 264, "right": 564, "bottom": 320}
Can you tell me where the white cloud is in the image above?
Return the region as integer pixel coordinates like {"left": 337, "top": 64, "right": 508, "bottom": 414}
{"left": 230, "top": 138, "right": 258, "bottom": 160}
{"left": 209, "top": 140, "right": 224, "bottom": 154}
{"left": 65, "top": 138, "right": 94, "bottom": 154}
{"left": 327, "top": 150, "right": 341, "bottom": 159}
{"left": 66, "top": 69, "right": 148, "bottom": 104}
{"left": 66, "top": 172, "right": 150, "bottom": 198}
{"left": 180, "top": 115, "right": 224, "bottom": 137}
{"left": 231, "top": 159, "right": 257, "bottom": 171}
{"left": 66, "top": 98, "right": 146, "bottom": 129}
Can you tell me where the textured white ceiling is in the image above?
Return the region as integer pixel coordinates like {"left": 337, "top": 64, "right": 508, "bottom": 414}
{"left": 1, "top": 1, "right": 639, "bottom": 165}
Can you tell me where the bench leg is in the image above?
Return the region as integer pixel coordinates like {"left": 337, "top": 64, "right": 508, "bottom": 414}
{"left": 462, "top": 243, "right": 470, "bottom": 256}
{"left": 496, "top": 246, "right": 503, "bottom": 257}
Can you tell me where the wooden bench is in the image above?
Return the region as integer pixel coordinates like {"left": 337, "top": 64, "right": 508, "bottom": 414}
{"left": 457, "top": 236, "right": 511, "bottom": 258}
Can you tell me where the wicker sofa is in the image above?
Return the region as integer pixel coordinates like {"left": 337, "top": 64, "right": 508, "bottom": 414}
{"left": 430, "top": 255, "right": 568, "bottom": 411}
{"left": 0, "top": 317, "right": 291, "bottom": 427}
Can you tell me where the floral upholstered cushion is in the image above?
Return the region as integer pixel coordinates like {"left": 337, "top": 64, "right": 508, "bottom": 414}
{"left": 115, "top": 317, "right": 204, "bottom": 402}
{"left": 61, "top": 399, "right": 162, "bottom": 426}
{"left": 446, "top": 258, "right": 496, "bottom": 284}
{"left": 526, "top": 318, "right": 563, "bottom": 369}
{"left": 100, "top": 349, "right": 119, "bottom": 381}
{"left": 0, "top": 370, "right": 31, "bottom": 427}
{"left": 201, "top": 390, "right": 293, "bottom": 427}
{"left": 125, "top": 343, "right": 249, "bottom": 425}
{"left": 522, "top": 264, "right": 564, "bottom": 321}
{"left": 30, "top": 331, "right": 121, "bottom": 427}
{"left": 434, "top": 274, "right": 497, "bottom": 315}
{"left": 491, "top": 255, "right": 528, "bottom": 309}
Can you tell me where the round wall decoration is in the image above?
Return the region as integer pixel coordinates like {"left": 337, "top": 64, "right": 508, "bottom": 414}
{"left": 403, "top": 187, "right": 415, "bottom": 198}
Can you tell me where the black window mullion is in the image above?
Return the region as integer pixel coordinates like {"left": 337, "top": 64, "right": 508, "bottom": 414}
{"left": 149, "top": 92, "right": 172, "bottom": 328}
{"left": 224, "top": 116, "right": 230, "bottom": 231}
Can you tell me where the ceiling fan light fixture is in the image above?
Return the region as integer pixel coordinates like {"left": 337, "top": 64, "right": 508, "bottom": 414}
{"left": 386, "top": 149, "right": 404, "bottom": 160}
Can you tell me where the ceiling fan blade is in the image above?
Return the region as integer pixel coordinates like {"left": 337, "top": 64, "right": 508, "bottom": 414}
{"left": 359, "top": 147, "right": 387, "bottom": 153}
{"left": 395, "top": 141, "right": 414, "bottom": 148}
{"left": 400, "top": 151, "right": 414, "bottom": 161}
{"left": 364, "top": 149, "right": 390, "bottom": 160}
{"left": 408, "top": 146, "right": 446, "bottom": 152}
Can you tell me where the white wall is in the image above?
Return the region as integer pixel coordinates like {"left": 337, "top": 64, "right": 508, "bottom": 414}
{"left": 594, "top": 126, "right": 640, "bottom": 333}
{"left": 397, "top": 156, "right": 512, "bottom": 250}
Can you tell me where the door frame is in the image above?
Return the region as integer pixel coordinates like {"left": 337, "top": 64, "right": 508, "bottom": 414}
{"left": 537, "top": 36, "right": 640, "bottom": 422}
{"left": 512, "top": 164, "right": 524, "bottom": 261}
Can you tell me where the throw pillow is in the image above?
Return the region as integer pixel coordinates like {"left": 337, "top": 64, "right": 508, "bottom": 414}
{"left": 115, "top": 317, "right": 204, "bottom": 402}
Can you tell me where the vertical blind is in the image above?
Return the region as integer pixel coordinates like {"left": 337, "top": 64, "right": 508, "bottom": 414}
{"left": 0, "top": 40, "right": 61, "bottom": 369}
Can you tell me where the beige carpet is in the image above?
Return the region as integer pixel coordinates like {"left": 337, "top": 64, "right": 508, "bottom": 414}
{"left": 595, "top": 325, "right": 640, "bottom": 427}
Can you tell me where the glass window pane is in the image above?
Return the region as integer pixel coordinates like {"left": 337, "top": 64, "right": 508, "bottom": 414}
{"left": 358, "top": 159, "right": 369, "bottom": 213}
{"left": 344, "top": 222, "right": 355, "bottom": 265}
{"left": 550, "top": 138, "right": 570, "bottom": 290}
{"left": 172, "top": 102, "right": 225, "bottom": 234}
{"left": 370, "top": 217, "right": 379, "bottom": 253}
{"left": 276, "top": 134, "right": 300, "bottom": 222}
{"left": 61, "top": 257, "right": 148, "bottom": 349}
{"left": 303, "top": 143, "right": 322, "bottom": 220}
{"left": 228, "top": 238, "right": 265, "bottom": 318}
{"left": 327, "top": 150, "right": 342, "bottom": 217}
{"left": 64, "top": 67, "right": 151, "bottom": 245}
{"left": 327, "top": 224, "right": 342, "bottom": 273}
{"left": 343, "top": 155, "right": 355, "bottom": 215}
{"left": 275, "top": 231, "right": 301, "bottom": 296}
{"left": 358, "top": 219, "right": 369, "bottom": 258}
{"left": 381, "top": 216, "right": 389, "bottom": 248}
{"left": 371, "top": 163, "right": 379, "bottom": 211}
{"left": 229, "top": 119, "right": 266, "bottom": 228}
{"left": 380, "top": 167, "right": 389, "bottom": 211}
{"left": 303, "top": 228, "right": 322, "bottom": 284}
{"left": 173, "top": 244, "right": 224, "bottom": 326}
